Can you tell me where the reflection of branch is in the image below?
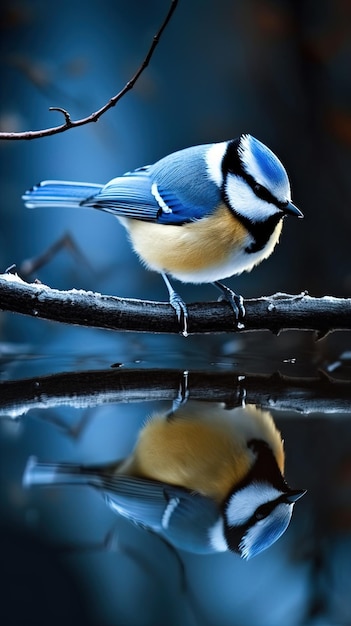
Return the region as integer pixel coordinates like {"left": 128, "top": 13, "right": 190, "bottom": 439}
{"left": 0, "top": 367, "right": 350, "bottom": 418}
{"left": 0, "top": 0, "right": 178, "bottom": 141}
{"left": 1, "top": 273, "right": 351, "bottom": 336}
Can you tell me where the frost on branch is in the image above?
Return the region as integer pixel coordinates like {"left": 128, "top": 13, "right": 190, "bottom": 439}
{"left": 1, "top": 272, "right": 351, "bottom": 336}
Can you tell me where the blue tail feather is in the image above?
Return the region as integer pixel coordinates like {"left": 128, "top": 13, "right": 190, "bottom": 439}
{"left": 22, "top": 180, "right": 103, "bottom": 209}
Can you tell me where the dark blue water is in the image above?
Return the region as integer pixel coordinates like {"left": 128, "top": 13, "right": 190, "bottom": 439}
{"left": 1, "top": 331, "right": 351, "bottom": 626}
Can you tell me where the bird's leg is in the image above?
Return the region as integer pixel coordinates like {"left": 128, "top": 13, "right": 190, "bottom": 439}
{"left": 213, "top": 281, "right": 245, "bottom": 329}
{"left": 161, "top": 272, "right": 189, "bottom": 337}
{"left": 166, "top": 370, "right": 189, "bottom": 420}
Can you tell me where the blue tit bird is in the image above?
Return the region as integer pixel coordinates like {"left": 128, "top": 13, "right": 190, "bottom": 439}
{"left": 23, "top": 135, "right": 303, "bottom": 335}
{"left": 23, "top": 402, "right": 306, "bottom": 559}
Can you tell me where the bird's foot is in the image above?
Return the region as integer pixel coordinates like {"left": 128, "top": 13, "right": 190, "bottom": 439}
{"left": 213, "top": 281, "right": 245, "bottom": 329}
{"left": 167, "top": 370, "right": 189, "bottom": 420}
{"left": 169, "top": 291, "right": 189, "bottom": 337}
{"left": 162, "top": 272, "right": 189, "bottom": 336}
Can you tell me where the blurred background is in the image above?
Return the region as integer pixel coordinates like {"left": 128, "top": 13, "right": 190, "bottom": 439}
{"left": 1, "top": 1, "right": 351, "bottom": 625}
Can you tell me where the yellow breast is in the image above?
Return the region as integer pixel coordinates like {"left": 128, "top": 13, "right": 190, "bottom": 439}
{"left": 122, "top": 203, "right": 283, "bottom": 283}
{"left": 117, "top": 404, "right": 285, "bottom": 504}
{"left": 120, "top": 417, "right": 251, "bottom": 503}
{"left": 123, "top": 204, "right": 249, "bottom": 279}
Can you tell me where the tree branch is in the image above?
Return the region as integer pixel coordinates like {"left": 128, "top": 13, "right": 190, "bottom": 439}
{"left": 0, "top": 0, "right": 178, "bottom": 141}
{"left": 0, "top": 368, "right": 350, "bottom": 420}
{"left": 1, "top": 272, "right": 350, "bottom": 336}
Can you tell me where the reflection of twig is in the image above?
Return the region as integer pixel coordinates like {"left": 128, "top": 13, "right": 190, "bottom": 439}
{"left": 0, "top": 0, "right": 178, "bottom": 141}
{"left": 0, "top": 367, "right": 350, "bottom": 418}
{"left": 29, "top": 406, "right": 97, "bottom": 439}
{"left": 1, "top": 273, "right": 351, "bottom": 337}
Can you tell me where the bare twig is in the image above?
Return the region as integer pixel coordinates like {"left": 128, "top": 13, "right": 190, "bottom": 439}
{"left": 0, "top": 0, "right": 178, "bottom": 141}
{"left": 0, "top": 273, "right": 351, "bottom": 336}
{"left": 19, "top": 233, "right": 93, "bottom": 278}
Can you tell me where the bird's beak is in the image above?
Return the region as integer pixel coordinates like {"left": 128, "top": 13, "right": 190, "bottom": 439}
{"left": 286, "top": 489, "right": 307, "bottom": 503}
{"left": 283, "top": 201, "right": 304, "bottom": 218}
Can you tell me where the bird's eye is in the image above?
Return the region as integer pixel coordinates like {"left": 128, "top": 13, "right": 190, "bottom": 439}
{"left": 253, "top": 183, "right": 267, "bottom": 198}
{"left": 254, "top": 501, "right": 273, "bottom": 521}
{"left": 252, "top": 182, "right": 275, "bottom": 204}
{"left": 254, "top": 510, "right": 266, "bottom": 521}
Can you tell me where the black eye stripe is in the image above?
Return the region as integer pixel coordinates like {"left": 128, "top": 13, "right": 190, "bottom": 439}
{"left": 253, "top": 501, "right": 275, "bottom": 521}
{"left": 253, "top": 182, "right": 274, "bottom": 203}
{"left": 245, "top": 174, "right": 281, "bottom": 207}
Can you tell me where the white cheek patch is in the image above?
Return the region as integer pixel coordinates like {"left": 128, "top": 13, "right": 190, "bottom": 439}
{"left": 205, "top": 142, "right": 227, "bottom": 187}
{"left": 225, "top": 174, "right": 280, "bottom": 222}
{"left": 226, "top": 483, "right": 282, "bottom": 526}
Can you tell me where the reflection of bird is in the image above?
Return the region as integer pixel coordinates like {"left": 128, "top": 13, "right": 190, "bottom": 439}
{"left": 23, "top": 403, "right": 305, "bottom": 559}
{"left": 23, "top": 135, "right": 302, "bottom": 335}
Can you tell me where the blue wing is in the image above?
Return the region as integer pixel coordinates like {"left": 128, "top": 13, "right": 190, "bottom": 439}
{"left": 101, "top": 474, "right": 220, "bottom": 554}
{"left": 83, "top": 168, "right": 160, "bottom": 221}
{"left": 82, "top": 144, "right": 222, "bottom": 226}
{"left": 23, "top": 458, "right": 221, "bottom": 554}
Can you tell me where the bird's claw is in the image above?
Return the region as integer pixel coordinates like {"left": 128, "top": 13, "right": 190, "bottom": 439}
{"left": 214, "top": 281, "right": 245, "bottom": 329}
{"left": 167, "top": 370, "right": 189, "bottom": 419}
{"left": 169, "top": 292, "right": 189, "bottom": 337}
{"left": 161, "top": 272, "right": 189, "bottom": 336}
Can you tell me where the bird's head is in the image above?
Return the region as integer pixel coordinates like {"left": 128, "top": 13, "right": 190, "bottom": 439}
{"left": 206, "top": 134, "right": 303, "bottom": 224}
